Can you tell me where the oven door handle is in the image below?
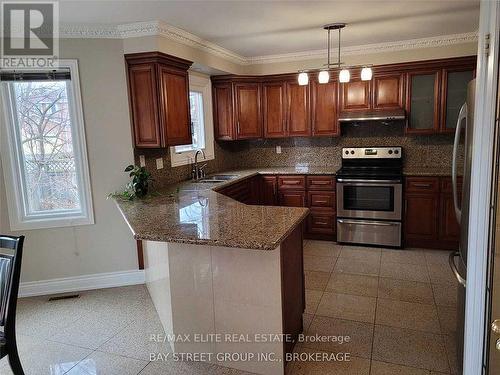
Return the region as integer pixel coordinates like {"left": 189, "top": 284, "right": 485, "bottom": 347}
{"left": 337, "top": 219, "right": 400, "bottom": 227}
{"left": 336, "top": 178, "right": 402, "bottom": 184}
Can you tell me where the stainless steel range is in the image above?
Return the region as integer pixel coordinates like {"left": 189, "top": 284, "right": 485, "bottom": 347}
{"left": 336, "top": 147, "right": 403, "bottom": 247}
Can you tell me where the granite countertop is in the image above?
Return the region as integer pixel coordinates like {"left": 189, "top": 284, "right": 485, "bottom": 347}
{"left": 115, "top": 168, "right": 312, "bottom": 251}
{"left": 403, "top": 167, "right": 454, "bottom": 176}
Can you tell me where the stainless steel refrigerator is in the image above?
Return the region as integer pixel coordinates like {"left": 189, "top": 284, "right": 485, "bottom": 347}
{"left": 449, "top": 79, "right": 476, "bottom": 375}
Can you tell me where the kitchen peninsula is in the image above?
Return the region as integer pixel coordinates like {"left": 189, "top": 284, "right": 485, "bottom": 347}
{"left": 116, "top": 170, "right": 312, "bottom": 375}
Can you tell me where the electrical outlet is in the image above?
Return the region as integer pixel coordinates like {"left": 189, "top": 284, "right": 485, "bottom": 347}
{"left": 276, "top": 145, "right": 282, "bottom": 154}
{"left": 155, "top": 158, "right": 164, "bottom": 169}
{"left": 139, "top": 155, "right": 145, "bottom": 167}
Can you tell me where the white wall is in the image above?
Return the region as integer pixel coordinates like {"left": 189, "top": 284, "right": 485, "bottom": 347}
{"left": 0, "top": 38, "right": 137, "bottom": 282}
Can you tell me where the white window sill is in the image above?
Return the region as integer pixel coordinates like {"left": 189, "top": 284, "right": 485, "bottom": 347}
{"left": 9, "top": 215, "right": 95, "bottom": 231}
{"left": 170, "top": 151, "right": 215, "bottom": 167}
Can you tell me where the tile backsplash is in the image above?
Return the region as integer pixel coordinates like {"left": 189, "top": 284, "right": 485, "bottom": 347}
{"left": 136, "top": 121, "right": 463, "bottom": 189}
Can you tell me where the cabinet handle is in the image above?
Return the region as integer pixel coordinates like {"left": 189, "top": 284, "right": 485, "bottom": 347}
{"left": 315, "top": 221, "right": 329, "bottom": 225}
{"left": 283, "top": 180, "right": 301, "bottom": 185}
{"left": 413, "top": 183, "right": 432, "bottom": 188}
{"left": 312, "top": 181, "right": 330, "bottom": 185}
{"left": 315, "top": 200, "right": 328, "bottom": 204}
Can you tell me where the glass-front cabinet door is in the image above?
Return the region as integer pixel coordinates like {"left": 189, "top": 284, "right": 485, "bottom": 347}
{"left": 405, "top": 70, "right": 441, "bottom": 134}
{"left": 441, "top": 68, "right": 474, "bottom": 133}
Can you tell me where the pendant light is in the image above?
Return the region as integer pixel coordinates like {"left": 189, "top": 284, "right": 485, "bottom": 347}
{"left": 298, "top": 72, "right": 309, "bottom": 86}
{"left": 361, "top": 66, "right": 373, "bottom": 81}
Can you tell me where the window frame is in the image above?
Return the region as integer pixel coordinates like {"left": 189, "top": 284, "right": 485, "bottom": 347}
{"left": 170, "top": 72, "right": 215, "bottom": 167}
{"left": 0, "top": 59, "right": 94, "bottom": 230}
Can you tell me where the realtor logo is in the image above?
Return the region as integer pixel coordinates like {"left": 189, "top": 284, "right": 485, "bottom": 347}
{"left": 1, "top": 1, "right": 59, "bottom": 68}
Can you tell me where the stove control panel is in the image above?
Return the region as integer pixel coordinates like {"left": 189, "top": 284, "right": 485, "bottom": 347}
{"left": 342, "top": 147, "right": 402, "bottom": 159}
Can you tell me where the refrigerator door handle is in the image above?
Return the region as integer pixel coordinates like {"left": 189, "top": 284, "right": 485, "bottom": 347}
{"left": 449, "top": 251, "right": 466, "bottom": 287}
{"left": 452, "top": 102, "right": 468, "bottom": 224}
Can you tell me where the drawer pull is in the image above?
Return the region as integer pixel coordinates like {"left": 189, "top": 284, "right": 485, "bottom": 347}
{"left": 315, "top": 200, "right": 328, "bottom": 204}
{"left": 312, "top": 181, "right": 330, "bottom": 185}
{"left": 413, "top": 183, "right": 432, "bottom": 188}
{"left": 314, "top": 221, "right": 329, "bottom": 225}
{"left": 283, "top": 180, "right": 301, "bottom": 185}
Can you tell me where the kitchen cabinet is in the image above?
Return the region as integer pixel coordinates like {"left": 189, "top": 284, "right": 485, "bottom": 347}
{"left": 308, "top": 210, "right": 336, "bottom": 236}
{"left": 213, "top": 82, "right": 234, "bottom": 141}
{"left": 441, "top": 67, "right": 475, "bottom": 133}
{"left": 125, "top": 52, "right": 193, "bottom": 148}
{"left": 311, "top": 79, "right": 339, "bottom": 136}
{"left": 404, "top": 176, "right": 462, "bottom": 249}
{"left": 262, "top": 82, "right": 287, "bottom": 138}
{"left": 405, "top": 70, "right": 441, "bottom": 134}
{"left": 260, "top": 175, "right": 278, "bottom": 206}
{"left": 339, "top": 78, "right": 371, "bottom": 112}
{"left": 234, "top": 82, "right": 262, "bottom": 139}
{"left": 279, "top": 191, "right": 307, "bottom": 207}
{"left": 372, "top": 73, "right": 405, "bottom": 110}
{"left": 286, "top": 80, "right": 311, "bottom": 137}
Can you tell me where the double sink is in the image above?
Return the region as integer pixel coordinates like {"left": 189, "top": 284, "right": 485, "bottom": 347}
{"left": 195, "top": 174, "right": 240, "bottom": 183}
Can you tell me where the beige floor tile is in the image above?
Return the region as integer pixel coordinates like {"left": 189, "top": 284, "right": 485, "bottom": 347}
{"left": 326, "top": 272, "right": 378, "bottom": 297}
{"left": 66, "top": 351, "right": 148, "bottom": 375}
{"left": 432, "top": 283, "right": 458, "bottom": 307}
{"left": 139, "top": 359, "right": 242, "bottom": 375}
{"left": 381, "top": 249, "right": 427, "bottom": 266}
{"left": 316, "top": 292, "right": 376, "bottom": 323}
{"left": 304, "top": 241, "right": 341, "bottom": 258}
{"left": 425, "top": 250, "right": 450, "bottom": 266}
{"left": 305, "top": 271, "right": 331, "bottom": 291}
{"left": 444, "top": 334, "right": 459, "bottom": 375}
{"left": 378, "top": 278, "right": 434, "bottom": 304}
{"left": 304, "top": 255, "right": 336, "bottom": 272}
{"left": 380, "top": 262, "right": 430, "bottom": 283}
{"left": 334, "top": 256, "right": 380, "bottom": 276}
{"left": 372, "top": 325, "right": 449, "bottom": 373}
{"left": 375, "top": 298, "right": 441, "bottom": 333}
{"left": 303, "top": 316, "right": 374, "bottom": 359}
{"left": 340, "top": 246, "right": 381, "bottom": 263}
{"left": 291, "top": 347, "right": 370, "bottom": 375}
{"left": 427, "top": 262, "right": 457, "bottom": 285}
{"left": 437, "top": 305, "right": 457, "bottom": 334}
{"left": 303, "top": 313, "right": 314, "bottom": 332}
{"left": 305, "top": 289, "right": 323, "bottom": 314}
{"left": 370, "top": 360, "right": 430, "bottom": 375}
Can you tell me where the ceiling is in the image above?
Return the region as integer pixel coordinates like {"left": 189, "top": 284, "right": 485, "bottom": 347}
{"left": 59, "top": 0, "right": 480, "bottom": 57}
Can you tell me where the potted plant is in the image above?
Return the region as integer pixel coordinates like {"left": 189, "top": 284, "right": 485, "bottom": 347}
{"left": 109, "top": 165, "right": 153, "bottom": 200}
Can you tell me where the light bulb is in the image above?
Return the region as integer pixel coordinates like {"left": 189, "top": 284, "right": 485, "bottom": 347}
{"left": 298, "top": 72, "right": 309, "bottom": 86}
{"left": 318, "top": 70, "right": 330, "bottom": 84}
{"left": 339, "top": 69, "right": 350, "bottom": 83}
{"left": 361, "top": 67, "right": 373, "bottom": 81}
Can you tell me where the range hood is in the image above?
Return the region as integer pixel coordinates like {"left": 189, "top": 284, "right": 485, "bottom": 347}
{"left": 339, "top": 109, "right": 406, "bottom": 122}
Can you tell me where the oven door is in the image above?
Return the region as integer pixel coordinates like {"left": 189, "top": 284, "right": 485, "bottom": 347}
{"left": 336, "top": 179, "right": 402, "bottom": 221}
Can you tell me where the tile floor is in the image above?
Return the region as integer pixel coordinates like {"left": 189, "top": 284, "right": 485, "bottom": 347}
{"left": 0, "top": 240, "right": 459, "bottom": 375}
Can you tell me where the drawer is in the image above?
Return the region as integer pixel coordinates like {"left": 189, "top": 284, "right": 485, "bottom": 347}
{"left": 308, "top": 191, "right": 335, "bottom": 208}
{"left": 405, "top": 177, "right": 439, "bottom": 193}
{"left": 440, "top": 177, "right": 463, "bottom": 194}
{"left": 308, "top": 210, "right": 336, "bottom": 235}
{"left": 306, "top": 175, "right": 335, "bottom": 191}
{"left": 278, "top": 175, "right": 306, "bottom": 190}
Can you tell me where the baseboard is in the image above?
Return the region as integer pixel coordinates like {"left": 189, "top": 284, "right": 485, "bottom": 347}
{"left": 18, "top": 269, "right": 145, "bottom": 298}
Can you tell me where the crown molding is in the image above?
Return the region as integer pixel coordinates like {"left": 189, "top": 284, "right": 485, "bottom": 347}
{"left": 60, "top": 21, "right": 478, "bottom": 66}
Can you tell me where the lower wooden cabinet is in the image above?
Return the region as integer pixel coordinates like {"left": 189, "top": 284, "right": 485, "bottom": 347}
{"left": 307, "top": 209, "right": 336, "bottom": 236}
{"left": 404, "top": 176, "right": 462, "bottom": 249}
{"left": 259, "top": 176, "right": 278, "bottom": 206}
{"left": 278, "top": 191, "right": 307, "bottom": 207}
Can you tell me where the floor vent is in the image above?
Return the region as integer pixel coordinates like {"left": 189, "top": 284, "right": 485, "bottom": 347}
{"left": 48, "top": 293, "right": 80, "bottom": 301}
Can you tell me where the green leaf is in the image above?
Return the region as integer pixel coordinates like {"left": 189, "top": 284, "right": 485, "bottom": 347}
{"left": 124, "top": 165, "right": 134, "bottom": 172}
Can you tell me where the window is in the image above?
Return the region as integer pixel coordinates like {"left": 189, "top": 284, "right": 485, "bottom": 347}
{"left": 170, "top": 73, "right": 214, "bottom": 167}
{"left": 0, "top": 60, "right": 94, "bottom": 230}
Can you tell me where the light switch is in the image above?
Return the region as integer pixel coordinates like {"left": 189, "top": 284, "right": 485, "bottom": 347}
{"left": 139, "top": 155, "right": 145, "bottom": 167}
{"left": 276, "top": 146, "right": 282, "bottom": 154}
{"left": 155, "top": 158, "right": 164, "bottom": 169}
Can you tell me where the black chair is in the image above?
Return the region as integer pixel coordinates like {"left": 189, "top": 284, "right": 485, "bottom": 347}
{"left": 0, "top": 235, "right": 25, "bottom": 375}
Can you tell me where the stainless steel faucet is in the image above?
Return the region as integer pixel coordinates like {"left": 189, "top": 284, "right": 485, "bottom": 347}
{"left": 192, "top": 149, "right": 207, "bottom": 181}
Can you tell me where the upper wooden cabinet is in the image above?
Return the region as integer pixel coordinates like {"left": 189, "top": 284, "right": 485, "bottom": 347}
{"left": 286, "top": 80, "right": 311, "bottom": 137}
{"left": 339, "top": 78, "right": 371, "bottom": 112}
{"left": 372, "top": 73, "right": 405, "bottom": 110}
{"left": 125, "top": 52, "right": 193, "bottom": 148}
{"left": 441, "top": 67, "right": 475, "bottom": 133}
{"left": 234, "top": 82, "right": 262, "bottom": 139}
{"left": 311, "top": 79, "right": 339, "bottom": 136}
{"left": 263, "top": 81, "right": 287, "bottom": 138}
{"left": 212, "top": 82, "right": 234, "bottom": 141}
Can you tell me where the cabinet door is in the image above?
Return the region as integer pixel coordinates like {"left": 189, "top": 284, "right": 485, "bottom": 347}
{"left": 127, "top": 64, "right": 161, "bottom": 148}
{"left": 372, "top": 73, "right": 404, "bottom": 110}
{"left": 286, "top": 81, "right": 311, "bottom": 137}
{"left": 213, "top": 83, "right": 234, "bottom": 140}
{"left": 441, "top": 68, "right": 474, "bottom": 133}
{"left": 260, "top": 176, "right": 278, "bottom": 206}
{"left": 439, "top": 193, "right": 461, "bottom": 242}
{"left": 340, "top": 79, "right": 371, "bottom": 112}
{"left": 404, "top": 193, "right": 439, "bottom": 241}
{"left": 405, "top": 70, "right": 441, "bottom": 134}
{"left": 311, "top": 80, "right": 339, "bottom": 136}
{"left": 234, "top": 83, "right": 262, "bottom": 139}
{"left": 158, "top": 66, "right": 192, "bottom": 146}
{"left": 279, "top": 191, "right": 307, "bottom": 207}
{"left": 307, "top": 209, "right": 336, "bottom": 235}
{"left": 262, "top": 82, "right": 286, "bottom": 138}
